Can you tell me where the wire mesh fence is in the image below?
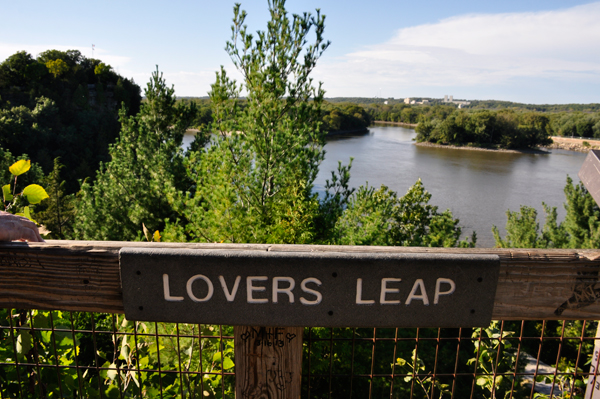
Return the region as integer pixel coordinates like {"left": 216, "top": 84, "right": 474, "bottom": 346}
{"left": 1, "top": 308, "right": 599, "bottom": 398}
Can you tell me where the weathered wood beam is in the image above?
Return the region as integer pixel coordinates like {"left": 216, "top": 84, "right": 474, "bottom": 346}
{"left": 1, "top": 240, "right": 600, "bottom": 320}
{"left": 234, "top": 326, "right": 303, "bottom": 399}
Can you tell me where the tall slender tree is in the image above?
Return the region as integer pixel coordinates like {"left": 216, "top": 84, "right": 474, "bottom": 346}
{"left": 74, "top": 67, "right": 198, "bottom": 241}
{"left": 178, "top": 0, "right": 330, "bottom": 243}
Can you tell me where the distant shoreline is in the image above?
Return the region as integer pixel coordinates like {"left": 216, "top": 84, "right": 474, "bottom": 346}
{"left": 414, "top": 141, "right": 550, "bottom": 154}
{"left": 373, "top": 120, "right": 418, "bottom": 128}
{"left": 326, "top": 127, "right": 369, "bottom": 136}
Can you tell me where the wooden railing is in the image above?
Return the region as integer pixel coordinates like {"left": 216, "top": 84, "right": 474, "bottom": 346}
{"left": 2, "top": 240, "right": 600, "bottom": 398}
{"left": 2, "top": 240, "right": 600, "bottom": 320}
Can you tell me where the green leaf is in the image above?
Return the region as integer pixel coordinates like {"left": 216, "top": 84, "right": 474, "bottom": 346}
{"left": 16, "top": 332, "right": 32, "bottom": 355}
{"left": 139, "top": 355, "right": 149, "bottom": 369}
{"left": 40, "top": 330, "right": 53, "bottom": 344}
{"left": 153, "top": 230, "right": 161, "bottom": 242}
{"left": 223, "top": 356, "right": 235, "bottom": 370}
{"left": 22, "top": 206, "right": 37, "bottom": 223}
{"left": 2, "top": 184, "right": 12, "bottom": 202}
{"left": 34, "top": 312, "right": 49, "bottom": 328}
{"left": 107, "top": 363, "right": 118, "bottom": 380}
{"left": 476, "top": 377, "right": 489, "bottom": 386}
{"left": 130, "top": 370, "right": 140, "bottom": 387}
{"left": 396, "top": 357, "right": 406, "bottom": 366}
{"left": 120, "top": 335, "right": 129, "bottom": 360}
{"left": 9, "top": 160, "right": 30, "bottom": 176}
{"left": 105, "top": 384, "right": 121, "bottom": 399}
{"left": 23, "top": 184, "right": 49, "bottom": 204}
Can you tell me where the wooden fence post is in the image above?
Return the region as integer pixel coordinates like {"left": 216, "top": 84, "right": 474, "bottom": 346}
{"left": 235, "top": 326, "right": 303, "bottom": 399}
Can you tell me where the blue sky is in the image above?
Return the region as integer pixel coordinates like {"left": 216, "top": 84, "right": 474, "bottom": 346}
{"left": 1, "top": 0, "right": 599, "bottom": 104}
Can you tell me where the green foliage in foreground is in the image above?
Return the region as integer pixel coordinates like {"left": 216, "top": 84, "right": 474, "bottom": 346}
{"left": 493, "top": 176, "right": 600, "bottom": 249}
{"left": 36, "top": 158, "right": 77, "bottom": 239}
{"left": 74, "top": 67, "right": 199, "bottom": 241}
{"left": 1, "top": 156, "right": 48, "bottom": 223}
{"left": 335, "top": 180, "right": 475, "bottom": 247}
{"left": 0, "top": 309, "right": 234, "bottom": 399}
{"left": 0, "top": 147, "right": 44, "bottom": 194}
{"left": 2, "top": 309, "right": 593, "bottom": 398}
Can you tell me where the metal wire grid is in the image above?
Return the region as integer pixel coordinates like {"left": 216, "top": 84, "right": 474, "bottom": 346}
{"left": 1, "top": 310, "right": 599, "bottom": 399}
{"left": 301, "top": 320, "right": 600, "bottom": 399}
{"left": 0, "top": 309, "right": 235, "bottom": 398}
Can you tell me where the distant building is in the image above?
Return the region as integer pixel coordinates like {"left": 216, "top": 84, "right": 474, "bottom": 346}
{"left": 404, "top": 98, "right": 411, "bottom": 104}
{"left": 442, "top": 95, "right": 470, "bottom": 107}
{"left": 384, "top": 101, "right": 388, "bottom": 105}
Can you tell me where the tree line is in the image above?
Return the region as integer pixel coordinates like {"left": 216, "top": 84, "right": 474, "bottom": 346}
{"left": 342, "top": 99, "right": 600, "bottom": 141}
{"left": 415, "top": 109, "right": 553, "bottom": 149}
{"left": 179, "top": 97, "right": 372, "bottom": 134}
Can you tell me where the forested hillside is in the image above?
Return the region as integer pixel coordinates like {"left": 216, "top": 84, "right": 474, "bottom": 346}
{"left": 0, "top": 49, "right": 141, "bottom": 192}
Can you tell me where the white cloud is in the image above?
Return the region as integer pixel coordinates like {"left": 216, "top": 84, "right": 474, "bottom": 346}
{"left": 314, "top": 2, "right": 600, "bottom": 101}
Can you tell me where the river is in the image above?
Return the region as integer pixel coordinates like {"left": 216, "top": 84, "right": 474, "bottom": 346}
{"left": 183, "top": 126, "right": 588, "bottom": 247}
{"left": 315, "top": 125, "right": 587, "bottom": 247}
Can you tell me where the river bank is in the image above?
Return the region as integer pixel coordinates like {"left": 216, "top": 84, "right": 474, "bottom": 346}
{"left": 326, "top": 127, "right": 369, "bottom": 136}
{"left": 542, "top": 136, "right": 600, "bottom": 152}
{"left": 414, "top": 141, "right": 550, "bottom": 154}
{"left": 414, "top": 136, "right": 599, "bottom": 154}
{"left": 373, "top": 120, "right": 418, "bottom": 128}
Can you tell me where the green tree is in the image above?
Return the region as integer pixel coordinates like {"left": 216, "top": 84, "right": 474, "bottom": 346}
{"left": 74, "top": 67, "right": 198, "bottom": 241}
{"left": 36, "top": 158, "right": 76, "bottom": 239}
{"left": 493, "top": 176, "right": 600, "bottom": 249}
{"left": 175, "top": 0, "right": 330, "bottom": 244}
{"left": 335, "top": 180, "right": 476, "bottom": 247}
{"left": 45, "top": 58, "right": 69, "bottom": 78}
{"left": 492, "top": 205, "right": 542, "bottom": 248}
{"left": 94, "top": 62, "right": 112, "bottom": 76}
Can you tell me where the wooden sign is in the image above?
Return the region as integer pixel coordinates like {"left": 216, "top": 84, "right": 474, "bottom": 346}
{"left": 579, "top": 149, "right": 600, "bottom": 206}
{"left": 119, "top": 248, "right": 500, "bottom": 327}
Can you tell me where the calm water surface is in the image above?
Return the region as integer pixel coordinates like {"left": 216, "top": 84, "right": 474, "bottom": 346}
{"left": 183, "top": 126, "right": 587, "bottom": 247}
{"left": 314, "top": 125, "right": 587, "bottom": 247}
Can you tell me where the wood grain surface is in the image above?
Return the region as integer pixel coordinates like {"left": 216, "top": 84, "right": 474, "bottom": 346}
{"left": 234, "top": 326, "right": 303, "bottom": 399}
{"left": 1, "top": 240, "right": 600, "bottom": 320}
